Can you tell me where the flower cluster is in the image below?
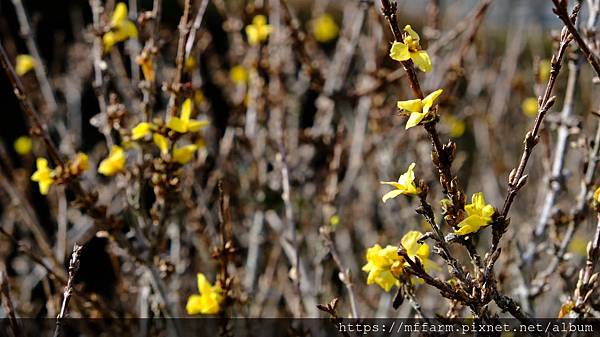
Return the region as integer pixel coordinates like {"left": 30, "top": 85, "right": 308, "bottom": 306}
{"left": 245, "top": 15, "right": 272, "bottom": 46}
{"left": 31, "top": 153, "right": 89, "bottom": 195}
{"left": 362, "top": 231, "right": 433, "bottom": 292}
{"left": 103, "top": 3, "right": 138, "bottom": 52}
{"left": 186, "top": 273, "right": 223, "bottom": 315}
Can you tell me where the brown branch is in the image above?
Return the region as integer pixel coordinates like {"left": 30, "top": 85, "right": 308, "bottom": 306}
{"left": 53, "top": 244, "right": 83, "bottom": 337}
{"left": 166, "top": 0, "right": 192, "bottom": 118}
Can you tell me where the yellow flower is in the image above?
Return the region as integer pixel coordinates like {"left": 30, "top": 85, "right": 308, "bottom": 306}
{"left": 245, "top": 15, "right": 272, "bottom": 46}
{"left": 131, "top": 122, "right": 154, "bottom": 140}
{"left": 173, "top": 144, "right": 198, "bottom": 164}
{"left": 442, "top": 115, "right": 465, "bottom": 138}
{"left": 310, "top": 14, "right": 339, "bottom": 43}
{"left": 455, "top": 192, "right": 495, "bottom": 236}
{"left": 153, "top": 133, "right": 169, "bottom": 154}
{"left": 401, "top": 230, "right": 433, "bottom": 271}
{"left": 31, "top": 158, "right": 55, "bottom": 195}
{"left": 594, "top": 186, "right": 600, "bottom": 204}
{"left": 98, "top": 145, "right": 126, "bottom": 176}
{"left": 69, "top": 152, "right": 89, "bottom": 176}
{"left": 14, "top": 136, "right": 32, "bottom": 155}
{"left": 397, "top": 89, "right": 443, "bottom": 129}
{"left": 389, "top": 25, "right": 432, "bottom": 72}
{"left": 230, "top": 65, "right": 249, "bottom": 84}
{"left": 362, "top": 244, "right": 402, "bottom": 292}
{"left": 522, "top": 97, "right": 539, "bottom": 118}
{"left": 166, "top": 98, "right": 209, "bottom": 133}
{"left": 103, "top": 3, "right": 138, "bottom": 52}
{"left": 186, "top": 273, "right": 223, "bottom": 315}
{"left": 539, "top": 59, "right": 551, "bottom": 82}
{"left": 15, "top": 55, "right": 36, "bottom": 76}
{"left": 380, "top": 162, "right": 418, "bottom": 202}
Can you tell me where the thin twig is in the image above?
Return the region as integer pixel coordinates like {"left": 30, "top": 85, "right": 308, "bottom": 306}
{"left": 53, "top": 244, "right": 83, "bottom": 337}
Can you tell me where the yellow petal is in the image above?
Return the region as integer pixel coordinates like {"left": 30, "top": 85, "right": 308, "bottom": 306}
{"left": 401, "top": 231, "right": 422, "bottom": 258}
{"left": 389, "top": 41, "right": 410, "bottom": 62}
{"left": 422, "top": 89, "right": 443, "bottom": 114}
{"left": 381, "top": 189, "right": 403, "bottom": 203}
{"left": 403, "top": 25, "right": 420, "bottom": 42}
{"left": 410, "top": 50, "right": 432, "bottom": 72}
{"left": 152, "top": 133, "right": 169, "bottom": 154}
{"left": 181, "top": 98, "right": 193, "bottom": 121}
{"left": 405, "top": 112, "right": 428, "bottom": 129}
{"left": 15, "top": 55, "right": 36, "bottom": 76}
{"left": 187, "top": 120, "right": 209, "bottom": 132}
{"left": 121, "top": 20, "right": 138, "bottom": 39}
{"left": 173, "top": 145, "right": 198, "bottom": 164}
{"left": 111, "top": 3, "right": 128, "bottom": 27}
{"left": 522, "top": 97, "right": 539, "bottom": 118}
{"left": 131, "top": 122, "right": 153, "bottom": 140}
{"left": 166, "top": 117, "right": 187, "bottom": 133}
{"left": 103, "top": 32, "right": 118, "bottom": 52}
{"left": 397, "top": 99, "right": 423, "bottom": 113}
{"left": 186, "top": 295, "right": 205, "bottom": 315}
{"left": 246, "top": 26, "right": 259, "bottom": 46}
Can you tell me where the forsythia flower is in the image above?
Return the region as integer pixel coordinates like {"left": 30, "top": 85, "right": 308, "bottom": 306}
{"left": 455, "top": 192, "right": 495, "bottom": 236}
{"left": 397, "top": 89, "right": 443, "bottom": 129}
{"left": 167, "top": 98, "right": 209, "bottom": 134}
{"left": 389, "top": 25, "right": 432, "bottom": 72}
{"left": 230, "top": 65, "right": 249, "bottom": 84}
{"left": 362, "top": 244, "right": 402, "bottom": 292}
{"left": 186, "top": 273, "right": 223, "bottom": 315}
{"left": 245, "top": 15, "right": 272, "bottom": 46}
{"left": 152, "top": 133, "right": 169, "bottom": 154}
{"left": 380, "top": 162, "right": 418, "bottom": 202}
{"left": 594, "top": 186, "right": 600, "bottom": 204}
{"left": 401, "top": 230, "right": 433, "bottom": 272}
{"left": 14, "top": 136, "right": 32, "bottom": 155}
{"left": 173, "top": 145, "right": 198, "bottom": 164}
{"left": 15, "top": 55, "right": 36, "bottom": 76}
{"left": 31, "top": 158, "right": 55, "bottom": 195}
{"left": 362, "top": 231, "right": 433, "bottom": 292}
{"left": 522, "top": 97, "right": 539, "bottom": 118}
{"left": 310, "top": 14, "right": 339, "bottom": 43}
{"left": 103, "top": 3, "right": 138, "bottom": 52}
{"left": 98, "top": 145, "right": 126, "bottom": 176}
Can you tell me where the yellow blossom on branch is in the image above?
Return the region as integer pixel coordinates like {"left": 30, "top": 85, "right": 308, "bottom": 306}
{"left": 14, "top": 136, "right": 32, "bottom": 155}
{"left": 31, "top": 158, "right": 55, "bottom": 195}
{"left": 167, "top": 98, "right": 209, "bottom": 134}
{"left": 362, "top": 244, "right": 402, "bottom": 292}
{"left": 186, "top": 273, "right": 223, "bottom": 315}
{"left": 103, "top": 3, "right": 138, "bottom": 52}
{"left": 15, "top": 55, "right": 36, "bottom": 76}
{"left": 173, "top": 144, "right": 198, "bottom": 164}
{"left": 397, "top": 89, "right": 443, "bottom": 129}
{"left": 310, "top": 14, "right": 339, "bottom": 43}
{"left": 98, "top": 145, "right": 126, "bottom": 176}
{"left": 245, "top": 15, "right": 272, "bottom": 46}
{"left": 401, "top": 230, "right": 434, "bottom": 272}
{"left": 455, "top": 192, "right": 495, "bottom": 236}
{"left": 362, "top": 231, "right": 434, "bottom": 292}
{"left": 389, "top": 25, "right": 432, "bottom": 72}
{"left": 380, "top": 162, "right": 418, "bottom": 202}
